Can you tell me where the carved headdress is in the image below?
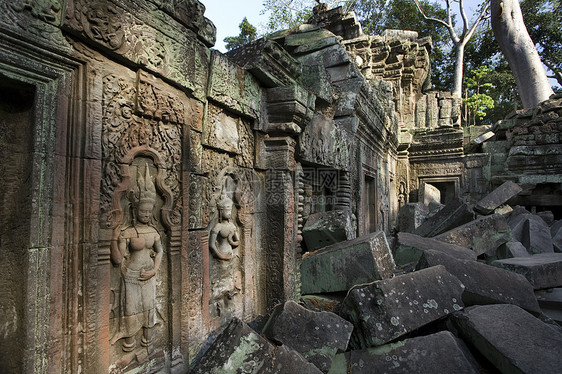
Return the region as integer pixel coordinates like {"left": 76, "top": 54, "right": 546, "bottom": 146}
{"left": 217, "top": 189, "right": 233, "bottom": 210}
{"left": 134, "top": 164, "right": 157, "bottom": 207}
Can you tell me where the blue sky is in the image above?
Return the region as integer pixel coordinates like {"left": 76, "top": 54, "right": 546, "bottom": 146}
{"left": 201, "top": 0, "right": 485, "bottom": 52}
{"left": 203, "top": 0, "right": 270, "bottom": 52}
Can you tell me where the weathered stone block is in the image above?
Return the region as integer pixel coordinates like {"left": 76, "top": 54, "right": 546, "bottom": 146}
{"left": 451, "top": 304, "right": 562, "bottom": 374}
{"left": 496, "top": 240, "right": 531, "bottom": 259}
{"left": 301, "top": 231, "right": 396, "bottom": 294}
{"left": 328, "top": 331, "right": 479, "bottom": 374}
{"left": 332, "top": 78, "right": 365, "bottom": 117}
{"left": 417, "top": 250, "right": 540, "bottom": 313}
{"left": 203, "top": 104, "right": 241, "bottom": 154}
{"left": 434, "top": 214, "right": 511, "bottom": 256}
{"left": 285, "top": 29, "right": 337, "bottom": 48}
{"left": 494, "top": 204, "right": 513, "bottom": 216}
{"left": 492, "top": 253, "right": 562, "bottom": 289}
{"left": 262, "top": 345, "right": 324, "bottom": 374}
{"left": 393, "top": 232, "right": 477, "bottom": 267}
{"left": 340, "top": 265, "right": 465, "bottom": 348}
{"left": 471, "top": 130, "right": 495, "bottom": 144}
{"left": 192, "top": 318, "right": 322, "bottom": 374}
{"left": 297, "top": 44, "right": 352, "bottom": 68}
{"left": 535, "top": 288, "right": 562, "bottom": 324}
{"left": 418, "top": 182, "right": 441, "bottom": 207}
{"left": 537, "top": 211, "right": 555, "bottom": 226}
{"left": 208, "top": 51, "right": 261, "bottom": 119}
{"left": 265, "top": 85, "right": 314, "bottom": 129}
{"left": 397, "top": 202, "right": 429, "bottom": 233}
{"left": 415, "top": 197, "right": 475, "bottom": 237}
{"left": 509, "top": 213, "right": 554, "bottom": 254}
{"left": 298, "top": 113, "right": 352, "bottom": 169}
{"left": 301, "top": 65, "right": 333, "bottom": 105}
{"left": 262, "top": 301, "right": 353, "bottom": 373}
{"left": 552, "top": 220, "right": 562, "bottom": 252}
{"left": 227, "top": 39, "right": 301, "bottom": 88}
{"left": 302, "top": 210, "right": 354, "bottom": 251}
{"left": 295, "top": 36, "right": 340, "bottom": 54}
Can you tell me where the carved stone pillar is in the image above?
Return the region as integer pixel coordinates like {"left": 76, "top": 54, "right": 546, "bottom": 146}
{"left": 263, "top": 137, "right": 298, "bottom": 309}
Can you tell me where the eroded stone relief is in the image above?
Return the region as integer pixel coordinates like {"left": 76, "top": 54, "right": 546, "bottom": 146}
{"left": 110, "top": 164, "right": 163, "bottom": 359}
{"left": 209, "top": 190, "right": 240, "bottom": 261}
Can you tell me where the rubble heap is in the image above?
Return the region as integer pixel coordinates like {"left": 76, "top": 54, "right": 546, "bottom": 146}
{"left": 194, "top": 181, "right": 562, "bottom": 373}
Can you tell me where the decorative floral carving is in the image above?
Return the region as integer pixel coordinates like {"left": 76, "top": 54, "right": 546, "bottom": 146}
{"left": 100, "top": 73, "right": 183, "bottom": 228}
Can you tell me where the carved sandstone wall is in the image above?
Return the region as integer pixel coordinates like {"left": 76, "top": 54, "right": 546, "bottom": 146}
{"left": 0, "top": 1, "right": 397, "bottom": 372}
{"left": 0, "top": 1, "right": 516, "bottom": 373}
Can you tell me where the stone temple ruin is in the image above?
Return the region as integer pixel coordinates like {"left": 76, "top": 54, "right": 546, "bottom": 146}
{"left": 0, "top": 1, "right": 561, "bottom": 373}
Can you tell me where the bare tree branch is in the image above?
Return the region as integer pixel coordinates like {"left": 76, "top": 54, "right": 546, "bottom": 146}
{"left": 459, "top": 0, "right": 470, "bottom": 37}
{"left": 413, "top": 0, "right": 459, "bottom": 44}
{"left": 544, "top": 59, "right": 562, "bottom": 87}
{"left": 463, "top": 2, "right": 490, "bottom": 46}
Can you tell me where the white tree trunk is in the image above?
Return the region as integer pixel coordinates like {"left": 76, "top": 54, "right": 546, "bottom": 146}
{"left": 452, "top": 42, "right": 465, "bottom": 99}
{"left": 491, "top": 0, "right": 554, "bottom": 108}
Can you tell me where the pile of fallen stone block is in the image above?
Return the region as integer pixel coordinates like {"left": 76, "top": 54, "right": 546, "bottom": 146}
{"left": 191, "top": 181, "right": 562, "bottom": 373}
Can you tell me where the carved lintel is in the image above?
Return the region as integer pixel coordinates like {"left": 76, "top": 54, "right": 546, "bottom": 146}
{"left": 65, "top": 1, "right": 210, "bottom": 99}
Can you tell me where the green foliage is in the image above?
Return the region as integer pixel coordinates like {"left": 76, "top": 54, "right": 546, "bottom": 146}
{"left": 260, "top": 0, "right": 359, "bottom": 31}
{"left": 261, "top": 0, "right": 316, "bottom": 31}
{"left": 462, "top": 0, "right": 561, "bottom": 122}
{"left": 463, "top": 66, "right": 495, "bottom": 126}
{"left": 223, "top": 17, "right": 258, "bottom": 51}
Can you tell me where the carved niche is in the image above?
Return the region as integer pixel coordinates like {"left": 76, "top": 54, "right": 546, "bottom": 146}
{"left": 109, "top": 156, "right": 171, "bottom": 369}
{"left": 206, "top": 167, "right": 259, "bottom": 330}
{"left": 100, "top": 68, "right": 186, "bottom": 371}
